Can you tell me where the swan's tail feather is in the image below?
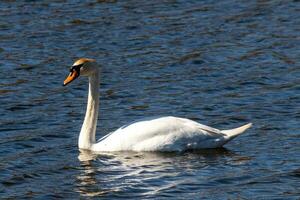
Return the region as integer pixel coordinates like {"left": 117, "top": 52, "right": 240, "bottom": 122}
{"left": 221, "top": 123, "right": 252, "bottom": 141}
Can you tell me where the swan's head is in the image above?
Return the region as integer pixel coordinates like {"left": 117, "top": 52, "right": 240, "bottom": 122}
{"left": 63, "top": 58, "right": 97, "bottom": 86}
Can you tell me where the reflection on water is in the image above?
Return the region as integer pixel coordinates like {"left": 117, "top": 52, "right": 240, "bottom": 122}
{"left": 77, "top": 151, "right": 115, "bottom": 197}
{"left": 76, "top": 149, "right": 248, "bottom": 198}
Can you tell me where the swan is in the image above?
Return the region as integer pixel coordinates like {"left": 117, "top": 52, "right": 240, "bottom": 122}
{"left": 63, "top": 58, "right": 252, "bottom": 152}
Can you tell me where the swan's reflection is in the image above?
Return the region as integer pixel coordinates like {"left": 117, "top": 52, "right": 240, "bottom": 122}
{"left": 76, "top": 149, "right": 250, "bottom": 197}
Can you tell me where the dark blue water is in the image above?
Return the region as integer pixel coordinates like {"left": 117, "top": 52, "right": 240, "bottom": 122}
{"left": 0, "top": 0, "right": 299, "bottom": 199}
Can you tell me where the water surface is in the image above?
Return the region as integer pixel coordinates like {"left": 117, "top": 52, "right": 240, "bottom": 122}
{"left": 0, "top": 0, "right": 299, "bottom": 199}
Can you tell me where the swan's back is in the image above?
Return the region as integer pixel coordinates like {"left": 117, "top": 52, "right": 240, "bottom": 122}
{"left": 92, "top": 116, "right": 239, "bottom": 152}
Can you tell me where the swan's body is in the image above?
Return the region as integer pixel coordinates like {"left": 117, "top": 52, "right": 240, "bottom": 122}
{"left": 93, "top": 116, "right": 251, "bottom": 151}
{"left": 64, "top": 58, "right": 252, "bottom": 152}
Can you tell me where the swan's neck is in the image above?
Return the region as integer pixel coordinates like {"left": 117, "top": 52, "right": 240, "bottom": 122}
{"left": 78, "top": 70, "right": 99, "bottom": 149}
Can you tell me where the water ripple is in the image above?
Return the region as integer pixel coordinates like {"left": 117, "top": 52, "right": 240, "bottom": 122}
{"left": 0, "top": 0, "right": 299, "bottom": 199}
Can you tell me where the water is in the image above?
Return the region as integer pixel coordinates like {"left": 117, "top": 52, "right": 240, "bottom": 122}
{"left": 0, "top": 0, "right": 299, "bottom": 199}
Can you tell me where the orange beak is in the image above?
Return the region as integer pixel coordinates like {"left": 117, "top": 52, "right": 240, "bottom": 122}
{"left": 63, "top": 71, "right": 79, "bottom": 86}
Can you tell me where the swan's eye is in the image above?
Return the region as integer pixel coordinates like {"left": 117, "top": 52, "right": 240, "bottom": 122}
{"left": 70, "top": 63, "right": 83, "bottom": 73}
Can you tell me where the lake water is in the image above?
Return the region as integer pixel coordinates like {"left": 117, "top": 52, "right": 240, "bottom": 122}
{"left": 0, "top": 0, "right": 299, "bottom": 199}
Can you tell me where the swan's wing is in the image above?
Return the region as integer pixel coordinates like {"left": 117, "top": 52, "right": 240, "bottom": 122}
{"left": 94, "top": 116, "right": 227, "bottom": 151}
{"left": 117, "top": 116, "right": 223, "bottom": 135}
{"left": 96, "top": 116, "right": 166, "bottom": 143}
{"left": 188, "top": 120, "right": 226, "bottom": 136}
{"left": 97, "top": 116, "right": 225, "bottom": 144}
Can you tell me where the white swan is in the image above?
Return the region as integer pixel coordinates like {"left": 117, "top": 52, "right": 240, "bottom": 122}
{"left": 63, "top": 58, "right": 252, "bottom": 152}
